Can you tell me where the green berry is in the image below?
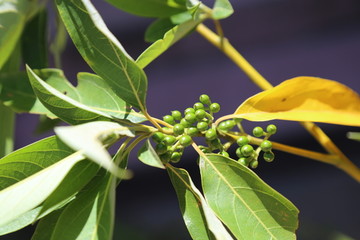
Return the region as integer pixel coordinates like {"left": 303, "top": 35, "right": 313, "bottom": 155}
{"left": 199, "top": 94, "right": 211, "bottom": 105}
{"left": 160, "top": 152, "right": 172, "bottom": 163}
{"left": 163, "top": 115, "right": 175, "bottom": 125}
{"left": 263, "top": 151, "right": 275, "bottom": 162}
{"left": 180, "top": 118, "right": 191, "bottom": 128}
{"left": 197, "top": 121, "right": 208, "bottom": 131}
{"left": 187, "top": 127, "right": 199, "bottom": 137}
{"left": 209, "top": 103, "right": 220, "bottom": 113}
{"left": 205, "top": 128, "right": 217, "bottom": 140}
{"left": 249, "top": 160, "right": 259, "bottom": 169}
{"left": 173, "top": 124, "right": 184, "bottom": 135}
{"left": 236, "top": 136, "right": 249, "bottom": 146}
{"left": 266, "top": 124, "right": 277, "bottom": 135}
{"left": 235, "top": 147, "right": 242, "bottom": 158}
{"left": 179, "top": 135, "right": 192, "bottom": 147}
{"left": 217, "top": 121, "right": 228, "bottom": 131}
{"left": 193, "top": 102, "right": 205, "bottom": 110}
{"left": 171, "top": 110, "right": 182, "bottom": 121}
{"left": 195, "top": 109, "right": 206, "bottom": 120}
{"left": 184, "top": 107, "right": 195, "bottom": 115}
{"left": 170, "top": 152, "right": 182, "bottom": 163}
{"left": 185, "top": 113, "right": 197, "bottom": 123}
{"left": 225, "top": 120, "right": 236, "bottom": 130}
{"left": 220, "top": 151, "right": 229, "bottom": 157}
{"left": 152, "top": 132, "right": 165, "bottom": 143}
{"left": 163, "top": 135, "right": 176, "bottom": 146}
{"left": 260, "top": 140, "right": 272, "bottom": 152}
{"left": 199, "top": 146, "right": 211, "bottom": 153}
{"left": 241, "top": 144, "right": 254, "bottom": 157}
{"left": 253, "top": 126, "right": 264, "bottom": 137}
{"left": 155, "top": 143, "right": 168, "bottom": 155}
{"left": 238, "top": 157, "right": 248, "bottom": 166}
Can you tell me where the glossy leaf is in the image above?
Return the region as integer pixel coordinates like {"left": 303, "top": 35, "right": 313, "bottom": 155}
{"left": 167, "top": 165, "right": 233, "bottom": 240}
{"left": 104, "top": 0, "right": 187, "bottom": 18}
{"left": 54, "top": 121, "right": 134, "bottom": 179}
{"left": 21, "top": 8, "right": 48, "bottom": 69}
{"left": 0, "top": 144, "right": 85, "bottom": 227}
{"left": 137, "top": 17, "right": 203, "bottom": 68}
{"left": 200, "top": 154, "right": 299, "bottom": 240}
{"left": 234, "top": 77, "right": 360, "bottom": 126}
{"left": 212, "top": 0, "right": 234, "bottom": 20}
{"left": 27, "top": 67, "right": 145, "bottom": 124}
{"left": 56, "top": 0, "right": 148, "bottom": 110}
{"left": 32, "top": 152, "right": 128, "bottom": 240}
{"left": 138, "top": 139, "right": 165, "bottom": 169}
{"left": 0, "top": 1, "right": 32, "bottom": 69}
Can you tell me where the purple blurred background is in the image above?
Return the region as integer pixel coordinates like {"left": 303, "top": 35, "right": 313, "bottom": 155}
{"left": 6, "top": 0, "right": 360, "bottom": 239}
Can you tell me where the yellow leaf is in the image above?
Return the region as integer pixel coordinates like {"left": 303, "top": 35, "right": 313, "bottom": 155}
{"left": 233, "top": 77, "right": 360, "bottom": 126}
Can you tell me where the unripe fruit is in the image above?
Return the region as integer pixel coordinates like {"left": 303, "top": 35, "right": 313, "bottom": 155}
{"left": 187, "top": 127, "right": 199, "bottom": 137}
{"left": 241, "top": 144, "right": 254, "bottom": 157}
{"left": 184, "top": 107, "right": 195, "bottom": 115}
{"left": 195, "top": 109, "right": 206, "bottom": 120}
{"left": 155, "top": 143, "right": 168, "bottom": 155}
{"left": 238, "top": 157, "right": 248, "bottom": 166}
{"left": 197, "top": 121, "right": 208, "bottom": 131}
{"left": 180, "top": 118, "right": 191, "bottom": 128}
{"left": 260, "top": 140, "right": 272, "bottom": 152}
{"left": 209, "top": 103, "right": 220, "bottom": 113}
{"left": 236, "top": 136, "right": 249, "bottom": 146}
{"left": 220, "top": 151, "right": 229, "bottom": 157}
{"left": 173, "top": 124, "right": 185, "bottom": 135}
{"left": 236, "top": 147, "right": 243, "bottom": 158}
{"left": 163, "top": 115, "right": 175, "bottom": 125}
{"left": 263, "top": 151, "right": 275, "bottom": 162}
{"left": 266, "top": 124, "right": 277, "bottom": 135}
{"left": 179, "top": 135, "right": 192, "bottom": 147}
{"left": 152, "top": 132, "right": 165, "bottom": 143}
{"left": 210, "top": 138, "right": 222, "bottom": 149}
{"left": 163, "top": 135, "right": 176, "bottom": 146}
{"left": 160, "top": 152, "right": 172, "bottom": 163}
{"left": 199, "top": 94, "right": 211, "bottom": 105}
{"left": 193, "top": 102, "right": 205, "bottom": 110}
{"left": 185, "top": 113, "right": 197, "bottom": 124}
{"left": 170, "top": 152, "right": 182, "bottom": 163}
{"left": 171, "top": 110, "right": 182, "bottom": 121}
{"left": 205, "top": 128, "right": 217, "bottom": 140}
{"left": 252, "top": 126, "right": 264, "bottom": 137}
{"left": 249, "top": 160, "right": 259, "bottom": 169}
{"left": 224, "top": 120, "right": 236, "bottom": 130}
{"left": 217, "top": 121, "right": 228, "bottom": 131}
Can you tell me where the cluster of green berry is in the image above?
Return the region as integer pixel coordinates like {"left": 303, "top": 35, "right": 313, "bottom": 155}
{"left": 152, "top": 94, "right": 221, "bottom": 163}
{"left": 235, "top": 124, "right": 277, "bottom": 168}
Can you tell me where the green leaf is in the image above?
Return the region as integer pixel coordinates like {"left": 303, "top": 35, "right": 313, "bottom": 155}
{"left": 167, "top": 165, "right": 233, "bottom": 240}
{"left": 145, "top": 18, "right": 176, "bottom": 43}
{"left": 212, "top": 0, "right": 234, "bottom": 20}
{"left": 137, "top": 17, "right": 203, "bottom": 68}
{"left": 0, "top": 1, "right": 31, "bottom": 69}
{"left": 56, "top": 0, "right": 148, "bottom": 110}
{"left": 32, "top": 151, "right": 128, "bottom": 240}
{"left": 137, "top": 139, "right": 165, "bottom": 169}
{"left": 0, "top": 139, "right": 85, "bottom": 227}
{"left": 21, "top": 8, "right": 48, "bottom": 69}
{"left": 200, "top": 154, "right": 299, "bottom": 240}
{"left": 0, "top": 206, "right": 41, "bottom": 235}
{"left": 347, "top": 132, "right": 360, "bottom": 142}
{"left": 0, "top": 104, "right": 14, "bottom": 158}
{"left": 27, "top": 67, "right": 145, "bottom": 124}
{"left": 54, "top": 121, "right": 134, "bottom": 179}
{"left": 104, "top": 0, "right": 187, "bottom": 18}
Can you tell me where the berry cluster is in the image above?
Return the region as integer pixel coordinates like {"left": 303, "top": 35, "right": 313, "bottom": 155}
{"left": 153, "top": 94, "right": 221, "bottom": 163}
{"left": 151, "top": 94, "right": 278, "bottom": 168}
{"left": 234, "top": 125, "right": 277, "bottom": 168}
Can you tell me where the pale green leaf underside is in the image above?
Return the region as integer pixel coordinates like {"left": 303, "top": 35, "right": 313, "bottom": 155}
{"left": 54, "top": 121, "right": 134, "bottom": 179}
{"left": 137, "top": 139, "right": 165, "bottom": 169}
{"left": 0, "top": 149, "right": 85, "bottom": 227}
{"left": 56, "top": 0, "right": 148, "bottom": 110}
{"left": 212, "top": 0, "right": 234, "bottom": 20}
{"left": 200, "top": 154, "right": 299, "bottom": 240}
{"left": 167, "top": 165, "right": 233, "bottom": 240}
